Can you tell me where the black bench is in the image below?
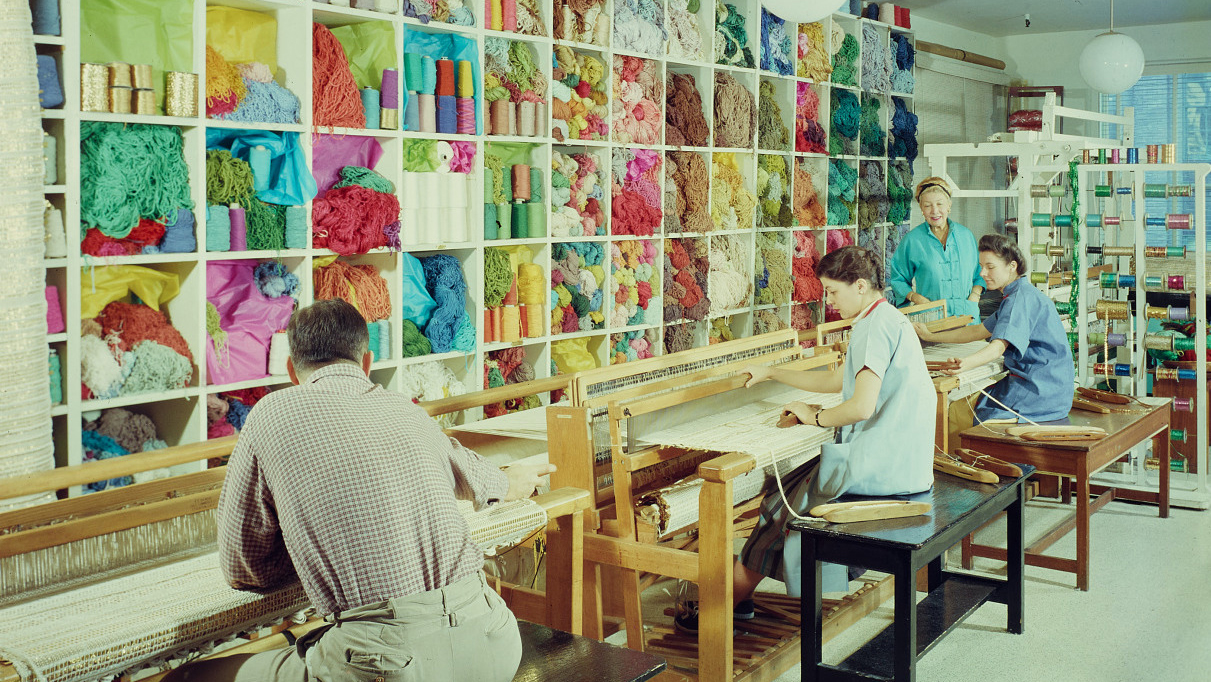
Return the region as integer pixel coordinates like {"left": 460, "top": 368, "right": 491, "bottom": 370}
{"left": 513, "top": 621, "right": 665, "bottom": 682}
{"left": 789, "top": 466, "right": 1034, "bottom": 682}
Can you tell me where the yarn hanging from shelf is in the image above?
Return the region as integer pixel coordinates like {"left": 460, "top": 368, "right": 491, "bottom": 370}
{"left": 205, "top": 45, "right": 246, "bottom": 117}
{"left": 858, "top": 161, "right": 889, "bottom": 228}
{"left": 758, "top": 154, "right": 793, "bottom": 227}
{"left": 795, "top": 82, "right": 826, "bottom": 154}
{"left": 552, "top": 46, "right": 608, "bottom": 141}
{"left": 313, "top": 259, "right": 393, "bottom": 322}
{"left": 711, "top": 152, "right": 756, "bottom": 231}
{"left": 664, "top": 72, "right": 709, "bottom": 147}
{"left": 827, "top": 159, "right": 858, "bottom": 226}
{"left": 860, "top": 23, "right": 892, "bottom": 95}
{"left": 664, "top": 322, "right": 696, "bottom": 354}
{"left": 611, "top": 148, "right": 662, "bottom": 236}
{"left": 611, "top": 328, "right": 657, "bottom": 364}
{"left": 891, "top": 33, "right": 915, "bottom": 94}
{"left": 551, "top": 150, "right": 607, "bottom": 237}
{"left": 889, "top": 97, "right": 918, "bottom": 168}
{"left": 709, "top": 235, "right": 752, "bottom": 315}
{"left": 715, "top": 2, "right": 754, "bottom": 68}
{"left": 756, "top": 231, "right": 793, "bottom": 306}
{"left": 612, "top": 55, "right": 662, "bottom": 145}
{"left": 610, "top": 240, "right": 659, "bottom": 327}
{"left": 793, "top": 161, "right": 826, "bottom": 227}
{"left": 754, "top": 309, "right": 788, "bottom": 335}
{"left": 829, "top": 88, "right": 859, "bottom": 156}
{"left": 421, "top": 253, "right": 475, "bottom": 353}
{"left": 713, "top": 71, "right": 755, "bottom": 148}
{"left": 859, "top": 95, "right": 885, "bottom": 157}
{"left": 665, "top": 150, "right": 712, "bottom": 233}
{"left": 792, "top": 230, "right": 823, "bottom": 303}
{"left": 552, "top": 242, "right": 606, "bottom": 333}
{"left": 554, "top": 0, "right": 608, "bottom": 45}
{"left": 311, "top": 184, "right": 399, "bottom": 255}
{"left": 313, "top": 22, "right": 367, "bottom": 128}
{"left": 405, "top": 0, "right": 476, "bottom": 26}
{"left": 831, "top": 31, "right": 859, "bottom": 86}
{"left": 887, "top": 161, "right": 914, "bottom": 224}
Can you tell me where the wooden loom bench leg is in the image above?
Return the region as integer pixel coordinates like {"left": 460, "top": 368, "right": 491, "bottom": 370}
{"left": 1159, "top": 431, "right": 1171, "bottom": 519}
{"left": 1076, "top": 460, "right": 1091, "bottom": 591}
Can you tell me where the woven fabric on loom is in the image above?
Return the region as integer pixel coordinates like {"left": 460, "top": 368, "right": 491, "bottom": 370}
{"left": 921, "top": 340, "right": 1007, "bottom": 400}
{"left": 457, "top": 498, "right": 549, "bottom": 555}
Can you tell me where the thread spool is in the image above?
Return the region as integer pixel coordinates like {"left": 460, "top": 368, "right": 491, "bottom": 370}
{"left": 1029, "top": 272, "right": 1048, "bottom": 284}
{"left": 1031, "top": 185, "right": 1049, "bottom": 198}
{"left": 108, "top": 62, "right": 132, "bottom": 87}
{"left": 1081, "top": 150, "right": 1092, "bottom": 164}
{"left": 1094, "top": 363, "right": 1132, "bottom": 377}
{"left": 206, "top": 205, "right": 231, "bottom": 251}
{"left": 380, "top": 108, "right": 399, "bottom": 130}
{"left": 1169, "top": 184, "right": 1194, "bottom": 197}
{"left": 1166, "top": 213, "right": 1192, "bottom": 230}
{"left": 361, "top": 87, "right": 381, "bottom": 129}
{"left": 508, "top": 103, "right": 517, "bottom": 137}
{"left": 1030, "top": 243, "right": 1064, "bottom": 257}
{"left": 458, "top": 60, "right": 474, "bottom": 98}
{"left": 268, "top": 332, "right": 290, "bottom": 375}
{"left": 1145, "top": 215, "right": 1164, "bottom": 228}
{"left": 1170, "top": 429, "right": 1187, "bottom": 443}
{"left": 1172, "top": 337, "right": 1197, "bottom": 352}
{"left": 878, "top": 2, "right": 895, "bottom": 23}
{"left": 131, "top": 63, "right": 153, "bottom": 90}
{"left": 404, "top": 92, "right": 419, "bottom": 130}
{"left": 420, "top": 56, "right": 437, "bottom": 95}
{"left": 501, "top": 306, "right": 521, "bottom": 342}
{"left": 1144, "top": 183, "right": 1167, "bottom": 198}
{"left": 1097, "top": 148, "right": 1106, "bottom": 164}
{"left": 1173, "top": 398, "right": 1193, "bottom": 413}
{"left": 81, "top": 63, "right": 108, "bottom": 112}
{"left": 1143, "top": 275, "right": 1162, "bottom": 289}
{"left": 160, "top": 208, "right": 196, "bottom": 253}
{"left": 1030, "top": 213, "right": 1052, "bottom": 227}
{"left": 435, "top": 59, "right": 455, "bottom": 97}
{"left": 166, "top": 72, "right": 199, "bottom": 117}
{"left": 285, "top": 206, "right": 307, "bottom": 248}
{"left": 1161, "top": 143, "right": 1176, "bottom": 163}
{"left": 367, "top": 321, "right": 380, "bottom": 361}
{"left": 1087, "top": 333, "right": 1124, "bottom": 347}
{"left": 436, "top": 95, "right": 457, "bottom": 134}
{"left": 418, "top": 93, "right": 436, "bottom": 132}
{"left": 48, "top": 349, "right": 62, "bottom": 405}
{"left": 250, "top": 145, "right": 271, "bottom": 193}
{"left": 1094, "top": 185, "right": 1112, "bottom": 198}
{"left": 456, "top": 98, "right": 475, "bottom": 134}
{"left": 228, "top": 204, "right": 247, "bottom": 251}
{"left": 133, "top": 89, "right": 155, "bottom": 115}
{"left": 1102, "top": 216, "right": 1121, "bottom": 226}
{"left": 484, "top": 204, "right": 499, "bottom": 239}
{"left": 1145, "top": 245, "right": 1186, "bottom": 258}
{"left": 1146, "top": 305, "right": 1189, "bottom": 321}
{"left": 108, "top": 85, "right": 132, "bottom": 114}
{"left": 1155, "top": 367, "right": 1196, "bottom": 382}
{"left": 1146, "top": 144, "right": 1159, "bottom": 163}
{"left": 518, "top": 100, "right": 536, "bottom": 137}
{"left": 1167, "top": 275, "right": 1185, "bottom": 290}
{"left": 1086, "top": 214, "right": 1103, "bottom": 228}
{"left": 1127, "top": 147, "right": 1139, "bottom": 163}
{"left": 1110, "top": 148, "right": 1120, "bottom": 163}
{"left": 404, "top": 52, "right": 423, "bottom": 90}
{"left": 1095, "top": 299, "right": 1130, "bottom": 320}
{"left": 1099, "top": 273, "right": 1134, "bottom": 288}
{"left": 31, "top": 0, "right": 60, "bottom": 35}
{"left": 526, "top": 202, "right": 546, "bottom": 237}
{"left": 484, "top": 309, "right": 495, "bottom": 342}
{"left": 511, "top": 164, "right": 531, "bottom": 202}
{"left": 381, "top": 68, "right": 399, "bottom": 108}
{"left": 1144, "top": 334, "right": 1174, "bottom": 351}
{"left": 45, "top": 285, "right": 64, "bottom": 333}
{"left": 490, "top": 99, "right": 511, "bottom": 135}
{"left": 377, "top": 319, "right": 390, "bottom": 359}
{"left": 512, "top": 203, "right": 529, "bottom": 239}
{"left": 42, "top": 133, "right": 56, "bottom": 185}
{"left": 1054, "top": 214, "right": 1073, "bottom": 228}
{"left": 44, "top": 205, "right": 67, "bottom": 258}
{"left": 496, "top": 202, "right": 512, "bottom": 238}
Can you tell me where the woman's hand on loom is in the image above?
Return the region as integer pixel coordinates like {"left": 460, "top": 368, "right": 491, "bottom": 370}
{"left": 502, "top": 463, "right": 558, "bottom": 500}
{"left": 938, "top": 357, "right": 967, "bottom": 375}
{"left": 781, "top": 401, "right": 821, "bottom": 427}
{"left": 743, "top": 364, "right": 773, "bottom": 388}
{"left": 907, "top": 292, "right": 930, "bottom": 306}
{"left": 913, "top": 322, "right": 937, "bottom": 343}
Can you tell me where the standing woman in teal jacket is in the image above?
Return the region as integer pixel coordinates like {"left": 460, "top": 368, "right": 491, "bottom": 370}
{"left": 888, "top": 177, "right": 985, "bottom": 321}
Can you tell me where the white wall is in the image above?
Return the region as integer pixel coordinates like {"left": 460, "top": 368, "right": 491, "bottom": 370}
{"left": 910, "top": 14, "right": 1012, "bottom": 67}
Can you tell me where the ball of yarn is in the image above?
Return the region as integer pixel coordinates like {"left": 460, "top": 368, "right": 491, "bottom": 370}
{"left": 254, "top": 261, "right": 299, "bottom": 298}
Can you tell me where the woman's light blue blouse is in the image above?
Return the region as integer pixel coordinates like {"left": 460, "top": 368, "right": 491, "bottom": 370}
{"left": 889, "top": 220, "right": 985, "bottom": 322}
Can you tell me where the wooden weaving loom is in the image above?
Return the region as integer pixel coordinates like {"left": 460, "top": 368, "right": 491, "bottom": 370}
{"left": 546, "top": 330, "right": 895, "bottom": 682}
{"left": 0, "top": 391, "right": 591, "bottom": 682}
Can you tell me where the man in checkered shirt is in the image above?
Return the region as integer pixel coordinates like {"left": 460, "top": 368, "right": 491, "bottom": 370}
{"left": 166, "top": 299, "right": 554, "bottom": 682}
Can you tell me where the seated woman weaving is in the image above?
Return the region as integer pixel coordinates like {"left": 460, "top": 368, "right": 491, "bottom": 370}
{"left": 915, "top": 234, "right": 1075, "bottom": 424}
{"left": 676, "top": 246, "right": 935, "bottom": 634}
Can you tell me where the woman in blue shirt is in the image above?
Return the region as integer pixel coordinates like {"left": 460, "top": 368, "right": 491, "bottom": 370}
{"left": 674, "top": 246, "right": 935, "bottom": 635}
{"left": 889, "top": 177, "right": 985, "bottom": 321}
{"left": 915, "top": 234, "right": 1075, "bottom": 423}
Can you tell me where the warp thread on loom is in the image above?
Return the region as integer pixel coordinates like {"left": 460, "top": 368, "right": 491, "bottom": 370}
{"left": 713, "top": 71, "right": 755, "bottom": 149}
{"left": 80, "top": 122, "right": 194, "bottom": 238}
{"left": 663, "top": 237, "right": 710, "bottom": 324}
{"left": 664, "top": 72, "right": 709, "bottom": 147}
{"left": 758, "top": 80, "right": 790, "bottom": 152}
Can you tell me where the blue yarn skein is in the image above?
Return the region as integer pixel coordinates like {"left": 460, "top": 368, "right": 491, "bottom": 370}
{"left": 420, "top": 254, "right": 468, "bottom": 353}
{"left": 161, "top": 208, "right": 197, "bottom": 253}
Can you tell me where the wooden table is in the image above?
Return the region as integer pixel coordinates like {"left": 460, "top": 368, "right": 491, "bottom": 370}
{"left": 789, "top": 468, "right": 1034, "bottom": 682}
{"left": 513, "top": 621, "right": 666, "bottom": 682}
{"left": 958, "top": 400, "right": 1171, "bottom": 591}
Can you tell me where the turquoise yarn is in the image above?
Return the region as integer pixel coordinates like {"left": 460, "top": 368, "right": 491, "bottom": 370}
{"left": 80, "top": 122, "right": 194, "bottom": 238}
{"left": 285, "top": 206, "right": 308, "bottom": 248}
{"left": 206, "top": 205, "right": 231, "bottom": 251}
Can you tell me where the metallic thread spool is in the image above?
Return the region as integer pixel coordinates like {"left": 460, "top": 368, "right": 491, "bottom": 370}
{"left": 108, "top": 61, "right": 132, "bottom": 87}
{"left": 132, "top": 64, "right": 153, "bottom": 90}
{"left": 1161, "top": 143, "right": 1176, "bottom": 163}
{"left": 1145, "top": 215, "right": 1165, "bottom": 228}
{"left": 1103, "top": 216, "right": 1121, "bottom": 226}
{"left": 1173, "top": 337, "right": 1196, "bottom": 352}
{"left": 1094, "top": 362, "right": 1131, "bottom": 376}
{"left": 1146, "top": 144, "right": 1159, "bottom": 163}
{"left": 1087, "top": 332, "right": 1106, "bottom": 345}
{"left": 1029, "top": 272, "right": 1048, "bottom": 284}
{"left": 1167, "top": 275, "right": 1185, "bottom": 290}
{"left": 1031, "top": 184, "right": 1049, "bottom": 198}
{"left": 108, "top": 85, "right": 132, "bottom": 114}
{"left": 380, "top": 108, "right": 399, "bottom": 130}
{"left": 1110, "top": 148, "right": 1120, "bottom": 163}
{"left": 1144, "top": 334, "right": 1173, "bottom": 351}
{"left": 1144, "top": 183, "right": 1167, "bottom": 198}
{"left": 80, "top": 63, "right": 108, "bottom": 112}
{"left": 1173, "top": 398, "right": 1193, "bottom": 413}
{"left": 1054, "top": 214, "right": 1073, "bottom": 228}
{"left": 1100, "top": 246, "right": 1133, "bottom": 257}
{"left": 1030, "top": 242, "right": 1048, "bottom": 255}
{"left": 1116, "top": 186, "right": 1132, "bottom": 195}
{"left": 1106, "top": 333, "right": 1127, "bottom": 347}
{"left": 1087, "top": 214, "right": 1103, "bottom": 227}
{"left": 1094, "top": 185, "right": 1111, "bottom": 197}
{"left": 1170, "top": 429, "right": 1187, "bottom": 443}
{"left": 1082, "top": 150, "right": 1092, "bottom": 164}
{"left": 1097, "top": 148, "right": 1106, "bottom": 164}
{"left": 1049, "top": 185, "right": 1066, "bottom": 197}
{"left": 1096, "top": 299, "right": 1130, "bottom": 320}
{"left": 1143, "top": 275, "right": 1162, "bottom": 289}
{"left": 1169, "top": 307, "right": 1190, "bottom": 321}
{"left": 1031, "top": 213, "right": 1052, "bottom": 227}
{"left": 1166, "top": 213, "right": 1192, "bottom": 230}
{"left": 165, "top": 71, "right": 198, "bottom": 117}
{"left": 1153, "top": 367, "right": 1194, "bottom": 381}
{"left": 1126, "top": 147, "right": 1138, "bottom": 164}
{"left": 1168, "top": 184, "right": 1193, "bottom": 197}
{"left": 1146, "top": 305, "right": 1189, "bottom": 321}
{"left": 1099, "top": 272, "right": 1116, "bottom": 288}
{"left": 133, "top": 88, "right": 155, "bottom": 115}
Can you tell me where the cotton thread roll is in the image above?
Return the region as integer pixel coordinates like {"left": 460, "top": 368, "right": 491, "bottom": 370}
{"left": 518, "top": 100, "right": 536, "bottom": 137}
{"left": 108, "top": 85, "right": 132, "bottom": 114}
{"left": 418, "top": 93, "right": 437, "bottom": 132}
{"left": 435, "top": 59, "right": 455, "bottom": 97}
{"left": 401, "top": 173, "right": 420, "bottom": 245}
{"left": 490, "top": 99, "right": 511, "bottom": 135}
{"left": 48, "top": 349, "right": 62, "bottom": 405}
{"left": 526, "top": 202, "right": 546, "bottom": 237}
{"left": 484, "top": 204, "right": 499, "bottom": 239}
{"left": 404, "top": 93, "right": 419, "bottom": 130}
{"left": 490, "top": 0, "right": 504, "bottom": 30}
{"left": 285, "top": 206, "right": 308, "bottom": 248}
{"left": 250, "top": 145, "right": 271, "bottom": 193}
{"left": 503, "top": 0, "right": 518, "bottom": 31}
{"left": 133, "top": 89, "right": 156, "bottom": 115}
{"left": 206, "top": 205, "right": 231, "bottom": 251}
{"left": 377, "top": 319, "right": 391, "bottom": 359}
{"left": 501, "top": 306, "right": 521, "bottom": 341}
{"left": 512, "top": 203, "right": 529, "bottom": 238}
{"left": 534, "top": 103, "right": 545, "bottom": 136}
{"left": 367, "top": 321, "right": 381, "bottom": 361}
{"left": 381, "top": 68, "right": 399, "bottom": 108}
{"left": 508, "top": 103, "right": 517, "bottom": 136}
{"left": 511, "top": 164, "right": 531, "bottom": 202}
{"left": 228, "top": 204, "right": 247, "bottom": 251}
{"left": 457, "top": 60, "right": 474, "bottom": 97}
{"left": 166, "top": 72, "right": 199, "bottom": 117}
{"left": 108, "top": 62, "right": 132, "bottom": 87}
{"left": 879, "top": 3, "right": 895, "bottom": 23}
{"left": 496, "top": 202, "right": 512, "bottom": 238}
{"left": 420, "top": 56, "right": 437, "bottom": 94}
{"left": 456, "top": 97, "right": 475, "bottom": 134}
{"left": 436, "top": 95, "right": 457, "bottom": 133}
{"left": 420, "top": 173, "right": 442, "bottom": 244}
{"left": 43, "top": 204, "right": 67, "bottom": 258}
{"left": 361, "top": 87, "right": 381, "bottom": 129}
{"left": 1030, "top": 213, "right": 1052, "bottom": 227}
{"left": 1054, "top": 214, "right": 1072, "bottom": 228}
{"left": 81, "top": 63, "right": 108, "bottom": 112}
{"left": 269, "top": 332, "right": 290, "bottom": 375}
{"left": 848, "top": 0, "right": 862, "bottom": 14}
{"left": 161, "top": 208, "right": 197, "bottom": 253}
{"left": 45, "top": 286, "right": 64, "bottom": 333}
{"left": 42, "top": 133, "right": 56, "bottom": 185}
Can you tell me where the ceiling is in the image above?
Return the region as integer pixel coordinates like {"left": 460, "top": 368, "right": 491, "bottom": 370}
{"left": 899, "top": 0, "right": 1211, "bottom": 37}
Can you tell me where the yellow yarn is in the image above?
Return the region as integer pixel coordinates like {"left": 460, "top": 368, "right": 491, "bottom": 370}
{"left": 205, "top": 45, "right": 246, "bottom": 106}
{"left": 517, "top": 262, "right": 545, "bottom": 305}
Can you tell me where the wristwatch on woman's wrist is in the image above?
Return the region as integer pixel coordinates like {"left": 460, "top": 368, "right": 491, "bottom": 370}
{"left": 814, "top": 409, "right": 823, "bottom": 427}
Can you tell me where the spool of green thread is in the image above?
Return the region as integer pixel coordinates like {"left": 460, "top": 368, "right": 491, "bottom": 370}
{"left": 1055, "top": 214, "right": 1073, "bottom": 228}
{"left": 512, "top": 203, "right": 529, "bottom": 239}
{"left": 1094, "top": 185, "right": 1112, "bottom": 197}
{"left": 496, "top": 203, "right": 512, "bottom": 239}
{"left": 1170, "top": 429, "right": 1187, "bottom": 442}
{"left": 1097, "top": 148, "right": 1107, "bottom": 163}
{"left": 1144, "top": 276, "right": 1163, "bottom": 289}
{"left": 1030, "top": 243, "right": 1049, "bottom": 255}
{"left": 1100, "top": 272, "right": 1117, "bottom": 288}
{"left": 1173, "top": 337, "right": 1196, "bottom": 352}
{"left": 526, "top": 202, "right": 546, "bottom": 237}
{"left": 484, "top": 204, "right": 498, "bottom": 239}
{"left": 1029, "top": 272, "right": 1048, "bottom": 284}
{"left": 1144, "top": 183, "right": 1167, "bottom": 198}
{"left": 1031, "top": 213, "right": 1051, "bottom": 227}
{"left": 1049, "top": 185, "right": 1066, "bottom": 197}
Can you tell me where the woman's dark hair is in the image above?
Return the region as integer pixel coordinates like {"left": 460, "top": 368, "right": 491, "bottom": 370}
{"left": 816, "top": 245, "right": 885, "bottom": 289}
{"left": 978, "top": 234, "right": 1027, "bottom": 276}
{"left": 286, "top": 298, "right": 369, "bottom": 372}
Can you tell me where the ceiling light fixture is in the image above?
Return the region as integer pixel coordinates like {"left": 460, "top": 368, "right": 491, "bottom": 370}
{"left": 1078, "top": 0, "right": 1145, "bottom": 94}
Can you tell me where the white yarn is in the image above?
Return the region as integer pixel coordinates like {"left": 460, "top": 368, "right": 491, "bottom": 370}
{"left": 709, "top": 235, "right": 753, "bottom": 314}
{"left": 268, "top": 332, "right": 289, "bottom": 376}
{"left": 399, "top": 361, "right": 467, "bottom": 427}
{"left": 43, "top": 202, "right": 66, "bottom": 258}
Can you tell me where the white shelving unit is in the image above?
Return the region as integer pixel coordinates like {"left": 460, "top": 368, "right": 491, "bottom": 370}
{"left": 33, "top": 0, "right": 915, "bottom": 491}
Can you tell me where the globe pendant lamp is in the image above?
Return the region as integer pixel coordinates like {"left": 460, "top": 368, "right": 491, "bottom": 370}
{"left": 1078, "top": 0, "right": 1144, "bottom": 94}
{"left": 762, "top": 0, "right": 845, "bottom": 24}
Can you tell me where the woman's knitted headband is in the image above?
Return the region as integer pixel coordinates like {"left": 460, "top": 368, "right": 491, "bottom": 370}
{"left": 915, "top": 182, "right": 951, "bottom": 201}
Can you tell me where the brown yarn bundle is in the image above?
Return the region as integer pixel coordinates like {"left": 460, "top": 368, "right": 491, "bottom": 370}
{"left": 665, "top": 72, "right": 709, "bottom": 147}
{"left": 666, "top": 151, "right": 712, "bottom": 233}
{"left": 713, "top": 72, "right": 755, "bottom": 148}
